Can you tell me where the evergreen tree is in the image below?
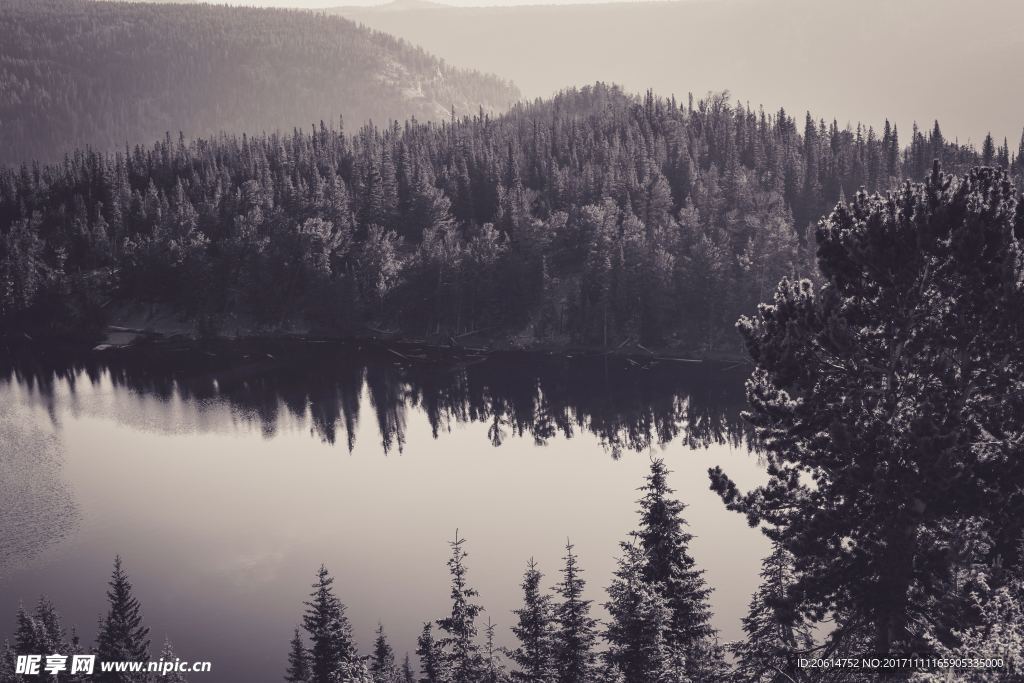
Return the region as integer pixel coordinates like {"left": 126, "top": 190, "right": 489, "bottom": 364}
{"left": 371, "top": 623, "right": 396, "bottom": 682}
{"left": 731, "top": 542, "right": 814, "bottom": 683}
{"left": 632, "top": 459, "right": 717, "bottom": 676}
{"left": 285, "top": 627, "right": 310, "bottom": 683}
{"left": 416, "top": 623, "right": 445, "bottom": 683}
{"left": 157, "top": 638, "right": 189, "bottom": 683}
{"left": 302, "top": 565, "right": 356, "bottom": 683}
{"left": 437, "top": 531, "right": 484, "bottom": 683}
{"left": 604, "top": 544, "right": 688, "bottom": 683}
{"left": 982, "top": 133, "right": 996, "bottom": 165}
{"left": 551, "top": 541, "right": 598, "bottom": 683}
{"left": 482, "top": 618, "right": 508, "bottom": 683}
{"left": 509, "top": 558, "right": 554, "bottom": 682}
{"left": 400, "top": 653, "right": 416, "bottom": 683}
{"left": 0, "top": 640, "right": 15, "bottom": 683}
{"left": 1015, "top": 129, "right": 1024, "bottom": 176}
{"left": 712, "top": 165, "right": 1024, "bottom": 653}
{"left": 95, "top": 557, "right": 150, "bottom": 683}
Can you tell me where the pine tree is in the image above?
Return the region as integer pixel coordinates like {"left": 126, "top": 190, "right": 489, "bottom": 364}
{"left": 730, "top": 542, "right": 814, "bottom": 683}
{"left": 157, "top": 638, "right": 189, "bottom": 683}
{"left": 95, "top": 556, "right": 150, "bottom": 683}
{"left": 371, "top": 623, "right": 396, "bottom": 681}
{"left": 0, "top": 640, "right": 15, "bottom": 683}
{"left": 632, "top": 459, "right": 717, "bottom": 675}
{"left": 416, "top": 623, "right": 445, "bottom": 683}
{"left": 400, "top": 653, "right": 416, "bottom": 683}
{"left": 302, "top": 565, "right": 356, "bottom": 683}
{"left": 509, "top": 558, "right": 554, "bottom": 682}
{"left": 551, "top": 541, "right": 598, "bottom": 683}
{"left": 982, "top": 133, "right": 996, "bottom": 165}
{"left": 1015, "top": 129, "right": 1024, "bottom": 176}
{"left": 437, "top": 530, "right": 484, "bottom": 683}
{"left": 604, "top": 544, "right": 687, "bottom": 683}
{"left": 482, "top": 618, "right": 508, "bottom": 683}
{"left": 285, "top": 627, "right": 310, "bottom": 683}
{"left": 712, "top": 165, "right": 1024, "bottom": 652}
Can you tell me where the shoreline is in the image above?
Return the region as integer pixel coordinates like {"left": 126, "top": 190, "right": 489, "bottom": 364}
{"left": 1, "top": 324, "right": 751, "bottom": 368}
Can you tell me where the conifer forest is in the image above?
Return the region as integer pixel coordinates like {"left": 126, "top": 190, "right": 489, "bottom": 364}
{"left": 1, "top": 0, "right": 1023, "bottom": 682}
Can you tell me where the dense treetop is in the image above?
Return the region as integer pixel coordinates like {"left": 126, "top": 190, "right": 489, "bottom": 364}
{"left": 0, "top": 0, "right": 518, "bottom": 166}
{"left": 1, "top": 83, "right": 1020, "bottom": 354}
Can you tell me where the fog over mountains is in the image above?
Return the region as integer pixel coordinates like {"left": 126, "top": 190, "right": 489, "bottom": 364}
{"left": 333, "top": 0, "right": 1024, "bottom": 147}
{"left": 0, "top": 0, "right": 519, "bottom": 166}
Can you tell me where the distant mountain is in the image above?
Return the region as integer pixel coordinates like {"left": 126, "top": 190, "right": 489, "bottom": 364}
{"left": 331, "top": 0, "right": 1024, "bottom": 147}
{"left": 365, "top": 0, "right": 446, "bottom": 11}
{"left": 0, "top": 0, "right": 519, "bottom": 166}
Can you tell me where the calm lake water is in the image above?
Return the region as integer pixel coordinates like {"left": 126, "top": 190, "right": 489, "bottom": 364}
{"left": 0, "top": 342, "right": 769, "bottom": 682}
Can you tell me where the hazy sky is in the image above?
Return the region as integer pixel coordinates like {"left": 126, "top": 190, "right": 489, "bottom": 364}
{"left": 213, "top": 0, "right": 672, "bottom": 7}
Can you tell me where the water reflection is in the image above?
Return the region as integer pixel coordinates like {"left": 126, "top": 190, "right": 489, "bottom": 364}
{"left": 1, "top": 341, "right": 749, "bottom": 455}
{"left": 0, "top": 342, "right": 764, "bottom": 682}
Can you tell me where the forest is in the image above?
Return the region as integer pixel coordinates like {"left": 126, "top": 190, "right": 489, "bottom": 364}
{"left": 0, "top": 0, "right": 518, "bottom": 166}
{"left": 3, "top": 84, "right": 1021, "bottom": 356}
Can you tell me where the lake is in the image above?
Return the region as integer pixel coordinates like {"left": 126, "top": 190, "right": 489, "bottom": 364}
{"left": 0, "top": 341, "right": 769, "bottom": 681}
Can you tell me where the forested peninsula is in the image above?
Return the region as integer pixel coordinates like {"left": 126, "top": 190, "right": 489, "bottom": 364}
{"left": 2, "top": 84, "right": 1021, "bottom": 355}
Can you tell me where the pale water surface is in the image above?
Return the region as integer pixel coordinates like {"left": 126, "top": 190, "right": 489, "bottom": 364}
{"left": 0, "top": 344, "right": 768, "bottom": 682}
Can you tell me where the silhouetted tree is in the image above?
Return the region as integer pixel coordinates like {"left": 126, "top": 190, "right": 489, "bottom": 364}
{"left": 437, "top": 531, "right": 484, "bottom": 683}
{"left": 285, "top": 627, "right": 310, "bottom": 683}
{"left": 509, "top": 558, "right": 554, "bottom": 682}
{"left": 94, "top": 557, "right": 150, "bottom": 683}
{"left": 302, "top": 566, "right": 356, "bottom": 683}
{"left": 551, "top": 541, "right": 598, "bottom": 683}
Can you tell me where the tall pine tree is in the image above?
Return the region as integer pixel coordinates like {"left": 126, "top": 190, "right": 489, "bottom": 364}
{"left": 94, "top": 557, "right": 150, "bottom": 683}
{"left": 551, "top": 541, "right": 598, "bottom": 683}
{"left": 437, "top": 531, "right": 484, "bottom": 683}
{"left": 730, "top": 542, "right": 814, "bottom": 683}
{"left": 509, "top": 558, "right": 554, "bottom": 682}
{"left": 632, "top": 459, "right": 717, "bottom": 677}
{"left": 302, "top": 565, "right": 356, "bottom": 683}
{"left": 285, "top": 627, "right": 310, "bottom": 683}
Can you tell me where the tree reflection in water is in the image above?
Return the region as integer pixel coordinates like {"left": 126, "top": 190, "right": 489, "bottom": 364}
{"left": 0, "top": 341, "right": 750, "bottom": 457}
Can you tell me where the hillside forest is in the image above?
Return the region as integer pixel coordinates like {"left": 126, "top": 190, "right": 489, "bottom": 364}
{"left": 2, "top": 84, "right": 1020, "bottom": 355}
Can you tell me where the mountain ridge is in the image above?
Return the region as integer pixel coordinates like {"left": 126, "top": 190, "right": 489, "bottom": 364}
{"left": 0, "top": 0, "right": 519, "bottom": 166}
{"left": 330, "top": 0, "right": 1024, "bottom": 146}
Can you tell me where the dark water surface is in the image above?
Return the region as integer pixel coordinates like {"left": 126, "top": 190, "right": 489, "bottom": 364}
{"left": 0, "top": 341, "right": 768, "bottom": 681}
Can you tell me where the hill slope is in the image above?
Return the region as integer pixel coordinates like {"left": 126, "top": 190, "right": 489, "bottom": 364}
{"left": 332, "top": 0, "right": 1024, "bottom": 147}
{"left": 0, "top": 0, "right": 519, "bottom": 165}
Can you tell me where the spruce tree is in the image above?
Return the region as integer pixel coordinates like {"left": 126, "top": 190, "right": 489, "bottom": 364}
{"left": 371, "top": 623, "right": 396, "bottom": 681}
{"left": 633, "top": 459, "right": 716, "bottom": 674}
{"left": 551, "top": 541, "right": 598, "bottom": 683}
{"left": 157, "top": 639, "right": 189, "bottom": 683}
{"left": 982, "top": 133, "right": 996, "bottom": 165}
{"left": 482, "top": 618, "right": 508, "bottom": 683}
{"left": 416, "top": 623, "right": 445, "bottom": 683}
{"left": 94, "top": 557, "right": 150, "bottom": 683}
{"left": 302, "top": 565, "right": 356, "bottom": 683}
{"left": 1015, "top": 129, "right": 1024, "bottom": 176}
{"left": 730, "top": 542, "right": 814, "bottom": 683}
{"left": 437, "top": 530, "right": 484, "bottom": 683}
{"left": 509, "top": 558, "right": 554, "bottom": 682}
{"left": 400, "top": 653, "right": 415, "bottom": 683}
{"left": 0, "top": 641, "right": 15, "bottom": 683}
{"left": 604, "top": 544, "right": 686, "bottom": 683}
{"left": 285, "top": 627, "right": 310, "bottom": 683}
